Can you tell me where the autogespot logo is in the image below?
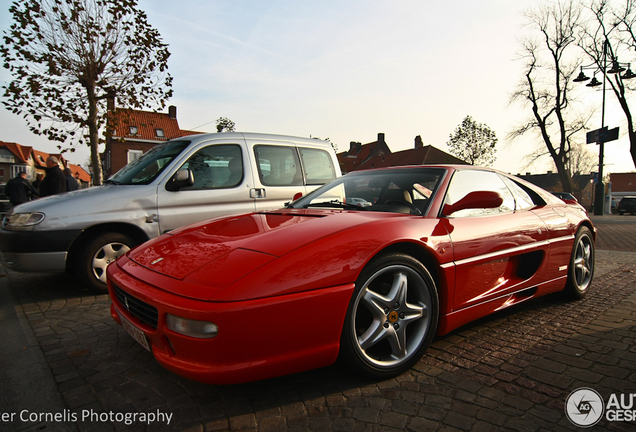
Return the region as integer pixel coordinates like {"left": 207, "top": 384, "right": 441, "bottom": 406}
{"left": 565, "top": 388, "right": 604, "bottom": 427}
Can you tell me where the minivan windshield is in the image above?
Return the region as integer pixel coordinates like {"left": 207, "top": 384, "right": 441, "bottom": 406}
{"left": 107, "top": 140, "right": 191, "bottom": 185}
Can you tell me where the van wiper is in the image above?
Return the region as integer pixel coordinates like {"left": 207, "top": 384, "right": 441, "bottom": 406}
{"left": 104, "top": 179, "right": 121, "bottom": 185}
{"left": 304, "top": 200, "right": 367, "bottom": 210}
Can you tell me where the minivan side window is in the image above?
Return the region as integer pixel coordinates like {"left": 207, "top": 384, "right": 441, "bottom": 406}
{"left": 180, "top": 144, "right": 244, "bottom": 190}
{"left": 254, "top": 145, "right": 303, "bottom": 186}
{"left": 300, "top": 148, "right": 336, "bottom": 185}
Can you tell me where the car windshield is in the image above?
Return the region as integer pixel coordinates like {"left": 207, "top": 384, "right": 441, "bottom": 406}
{"left": 107, "top": 140, "right": 191, "bottom": 185}
{"left": 290, "top": 167, "right": 446, "bottom": 215}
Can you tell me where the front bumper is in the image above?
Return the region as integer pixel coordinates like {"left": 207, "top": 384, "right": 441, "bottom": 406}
{"left": 107, "top": 257, "right": 354, "bottom": 385}
{"left": 1, "top": 251, "right": 67, "bottom": 272}
{"left": 0, "top": 228, "right": 81, "bottom": 273}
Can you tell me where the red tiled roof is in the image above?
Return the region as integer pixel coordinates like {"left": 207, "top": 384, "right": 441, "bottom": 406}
{"left": 179, "top": 130, "right": 206, "bottom": 136}
{"left": 357, "top": 146, "right": 466, "bottom": 170}
{"left": 32, "top": 149, "right": 49, "bottom": 168}
{"left": 110, "top": 109, "right": 182, "bottom": 141}
{"left": 68, "top": 163, "right": 91, "bottom": 183}
{"left": 0, "top": 141, "right": 33, "bottom": 163}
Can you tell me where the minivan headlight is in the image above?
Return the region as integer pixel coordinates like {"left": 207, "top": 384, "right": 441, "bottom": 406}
{"left": 166, "top": 314, "right": 218, "bottom": 339}
{"left": 3, "top": 212, "right": 46, "bottom": 230}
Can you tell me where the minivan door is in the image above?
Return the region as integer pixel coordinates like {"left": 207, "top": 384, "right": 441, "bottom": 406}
{"left": 250, "top": 142, "right": 308, "bottom": 212}
{"left": 156, "top": 141, "right": 257, "bottom": 234}
{"left": 247, "top": 141, "right": 338, "bottom": 211}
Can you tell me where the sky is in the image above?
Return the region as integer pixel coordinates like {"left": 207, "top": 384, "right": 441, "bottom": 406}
{"left": 0, "top": 0, "right": 635, "bottom": 175}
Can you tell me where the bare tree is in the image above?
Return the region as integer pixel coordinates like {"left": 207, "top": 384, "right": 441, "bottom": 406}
{"left": 578, "top": 0, "right": 636, "bottom": 169}
{"left": 509, "top": 0, "right": 588, "bottom": 193}
{"left": 446, "top": 115, "right": 498, "bottom": 166}
{"left": 1, "top": 0, "right": 173, "bottom": 185}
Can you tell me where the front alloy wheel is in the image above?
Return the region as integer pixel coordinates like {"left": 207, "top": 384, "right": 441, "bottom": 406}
{"left": 340, "top": 253, "right": 438, "bottom": 378}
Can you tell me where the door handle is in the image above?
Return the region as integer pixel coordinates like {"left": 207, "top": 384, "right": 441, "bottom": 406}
{"left": 250, "top": 188, "right": 266, "bottom": 199}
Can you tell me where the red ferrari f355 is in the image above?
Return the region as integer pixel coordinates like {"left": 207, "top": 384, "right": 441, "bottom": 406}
{"left": 107, "top": 165, "right": 595, "bottom": 384}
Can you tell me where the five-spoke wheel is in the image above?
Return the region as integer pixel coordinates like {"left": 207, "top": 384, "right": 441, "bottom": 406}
{"left": 340, "top": 253, "right": 438, "bottom": 378}
{"left": 565, "top": 226, "right": 595, "bottom": 299}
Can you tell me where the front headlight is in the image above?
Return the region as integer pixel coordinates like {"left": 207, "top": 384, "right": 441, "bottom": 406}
{"left": 166, "top": 314, "right": 218, "bottom": 339}
{"left": 3, "top": 212, "right": 46, "bottom": 230}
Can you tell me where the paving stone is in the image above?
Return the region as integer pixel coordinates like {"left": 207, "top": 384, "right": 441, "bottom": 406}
{"left": 4, "top": 218, "right": 636, "bottom": 432}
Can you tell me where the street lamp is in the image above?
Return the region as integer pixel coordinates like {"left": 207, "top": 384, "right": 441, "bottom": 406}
{"left": 573, "top": 40, "right": 635, "bottom": 215}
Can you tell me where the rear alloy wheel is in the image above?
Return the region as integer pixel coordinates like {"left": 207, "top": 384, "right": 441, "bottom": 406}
{"left": 76, "top": 232, "right": 133, "bottom": 294}
{"left": 564, "top": 226, "right": 595, "bottom": 299}
{"left": 340, "top": 253, "right": 438, "bottom": 379}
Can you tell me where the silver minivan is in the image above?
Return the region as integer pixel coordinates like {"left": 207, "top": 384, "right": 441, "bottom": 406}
{"left": 0, "top": 132, "right": 341, "bottom": 292}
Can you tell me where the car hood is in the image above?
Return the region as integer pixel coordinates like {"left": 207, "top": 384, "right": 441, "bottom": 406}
{"left": 10, "top": 184, "right": 157, "bottom": 231}
{"left": 126, "top": 210, "right": 380, "bottom": 290}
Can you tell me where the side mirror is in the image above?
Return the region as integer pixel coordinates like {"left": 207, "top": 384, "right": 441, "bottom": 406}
{"left": 442, "top": 191, "right": 503, "bottom": 216}
{"left": 165, "top": 169, "right": 194, "bottom": 192}
{"left": 292, "top": 192, "right": 303, "bottom": 201}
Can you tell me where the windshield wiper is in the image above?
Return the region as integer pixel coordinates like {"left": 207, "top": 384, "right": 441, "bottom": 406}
{"left": 104, "top": 179, "right": 121, "bottom": 185}
{"left": 303, "top": 200, "right": 367, "bottom": 210}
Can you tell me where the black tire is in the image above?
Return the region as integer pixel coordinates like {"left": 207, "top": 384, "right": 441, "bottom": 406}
{"left": 564, "top": 226, "right": 595, "bottom": 300}
{"left": 76, "top": 232, "right": 134, "bottom": 294}
{"left": 339, "top": 252, "right": 438, "bottom": 379}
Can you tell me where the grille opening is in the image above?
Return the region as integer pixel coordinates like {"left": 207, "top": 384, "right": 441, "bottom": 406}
{"left": 113, "top": 284, "right": 158, "bottom": 330}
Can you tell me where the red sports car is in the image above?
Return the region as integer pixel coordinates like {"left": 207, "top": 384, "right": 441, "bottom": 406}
{"left": 107, "top": 165, "right": 595, "bottom": 385}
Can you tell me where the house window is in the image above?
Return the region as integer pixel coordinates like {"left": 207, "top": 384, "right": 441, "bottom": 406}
{"left": 155, "top": 128, "right": 164, "bottom": 138}
{"left": 127, "top": 150, "right": 143, "bottom": 164}
{"left": 130, "top": 126, "right": 138, "bottom": 135}
{"left": 0, "top": 149, "right": 14, "bottom": 163}
{"left": 11, "top": 165, "right": 32, "bottom": 178}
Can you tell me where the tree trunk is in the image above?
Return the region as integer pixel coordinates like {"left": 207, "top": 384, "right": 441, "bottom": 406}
{"left": 85, "top": 85, "right": 103, "bottom": 186}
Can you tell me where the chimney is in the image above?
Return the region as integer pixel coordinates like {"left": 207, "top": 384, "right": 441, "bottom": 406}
{"left": 349, "top": 141, "right": 361, "bottom": 154}
{"left": 107, "top": 95, "right": 115, "bottom": 112}
{"left": 168, "top": 105, "right": 177, "bottom": 119}
{"left": 414, "top": 135, "right": 423, "bottom": 148}
{"left": 377, "top": 133, "right": 385, "bottom": 144}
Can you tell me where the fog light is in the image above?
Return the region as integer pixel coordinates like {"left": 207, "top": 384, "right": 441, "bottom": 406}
{"left": 166, "top": 314, "right": 218, "bottom": 339}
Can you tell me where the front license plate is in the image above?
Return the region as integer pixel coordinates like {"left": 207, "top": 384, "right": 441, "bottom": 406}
{"left": 120, "top": 311, "right": 151, "bottom": 352}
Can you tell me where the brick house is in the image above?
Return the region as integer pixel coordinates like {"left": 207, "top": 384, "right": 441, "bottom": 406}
{"left": 337, "top": 133, "right": 466, "bottom": 173}
{"left": 608, "top": 172, "right": 636, "bottom": 210}
{"left": 103, "top": 104, "right": 202, "bottom": 178}
{"left": 517, "top": 172, "right": 595, "bottom": 209}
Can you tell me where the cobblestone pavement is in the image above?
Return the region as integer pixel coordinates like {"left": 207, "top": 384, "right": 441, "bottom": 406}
{"left": 1, "top": 215, "right": 635, "bottom": 432}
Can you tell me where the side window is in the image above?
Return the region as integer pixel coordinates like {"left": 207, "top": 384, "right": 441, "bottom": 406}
{"left": 443, "top": 170, "right": 515, "bottom": 218}
{"left": 180, "top": 144, "right": 243, "bottom": 190}
{"left": 500, "top": 176, "right": 537, "bottom": 210}
{"left": 300, "top": 148, "right": 336, "bottom": 185}
{"left": 254, "top": 145, "right": 303, "bottom": 186}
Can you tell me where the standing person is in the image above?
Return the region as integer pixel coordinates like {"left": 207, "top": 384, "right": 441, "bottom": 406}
{"left": 32, "top": 172, "right": 44, "bottom": 191}
{"left": 64, "top": 168, "right": 79, "bottom": 191}
{"left": 39, "top": 156, "right": 66, "bottom": 197}
{"left": 5, "top": 171, "right": 39, "bottom": 207}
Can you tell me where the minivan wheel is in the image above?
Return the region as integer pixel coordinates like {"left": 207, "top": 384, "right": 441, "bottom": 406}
{"left": 76, "top": 232, "right": 134, "bottom": 294}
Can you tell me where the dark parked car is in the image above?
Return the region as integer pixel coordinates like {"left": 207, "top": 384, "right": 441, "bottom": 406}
{"left": 618, "top": 196, "right": 636, "bottom": 215}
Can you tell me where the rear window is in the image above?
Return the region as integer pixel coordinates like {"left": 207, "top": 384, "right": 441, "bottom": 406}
{"left": 300, "top": 147, "right": 336, "bottom": 185}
